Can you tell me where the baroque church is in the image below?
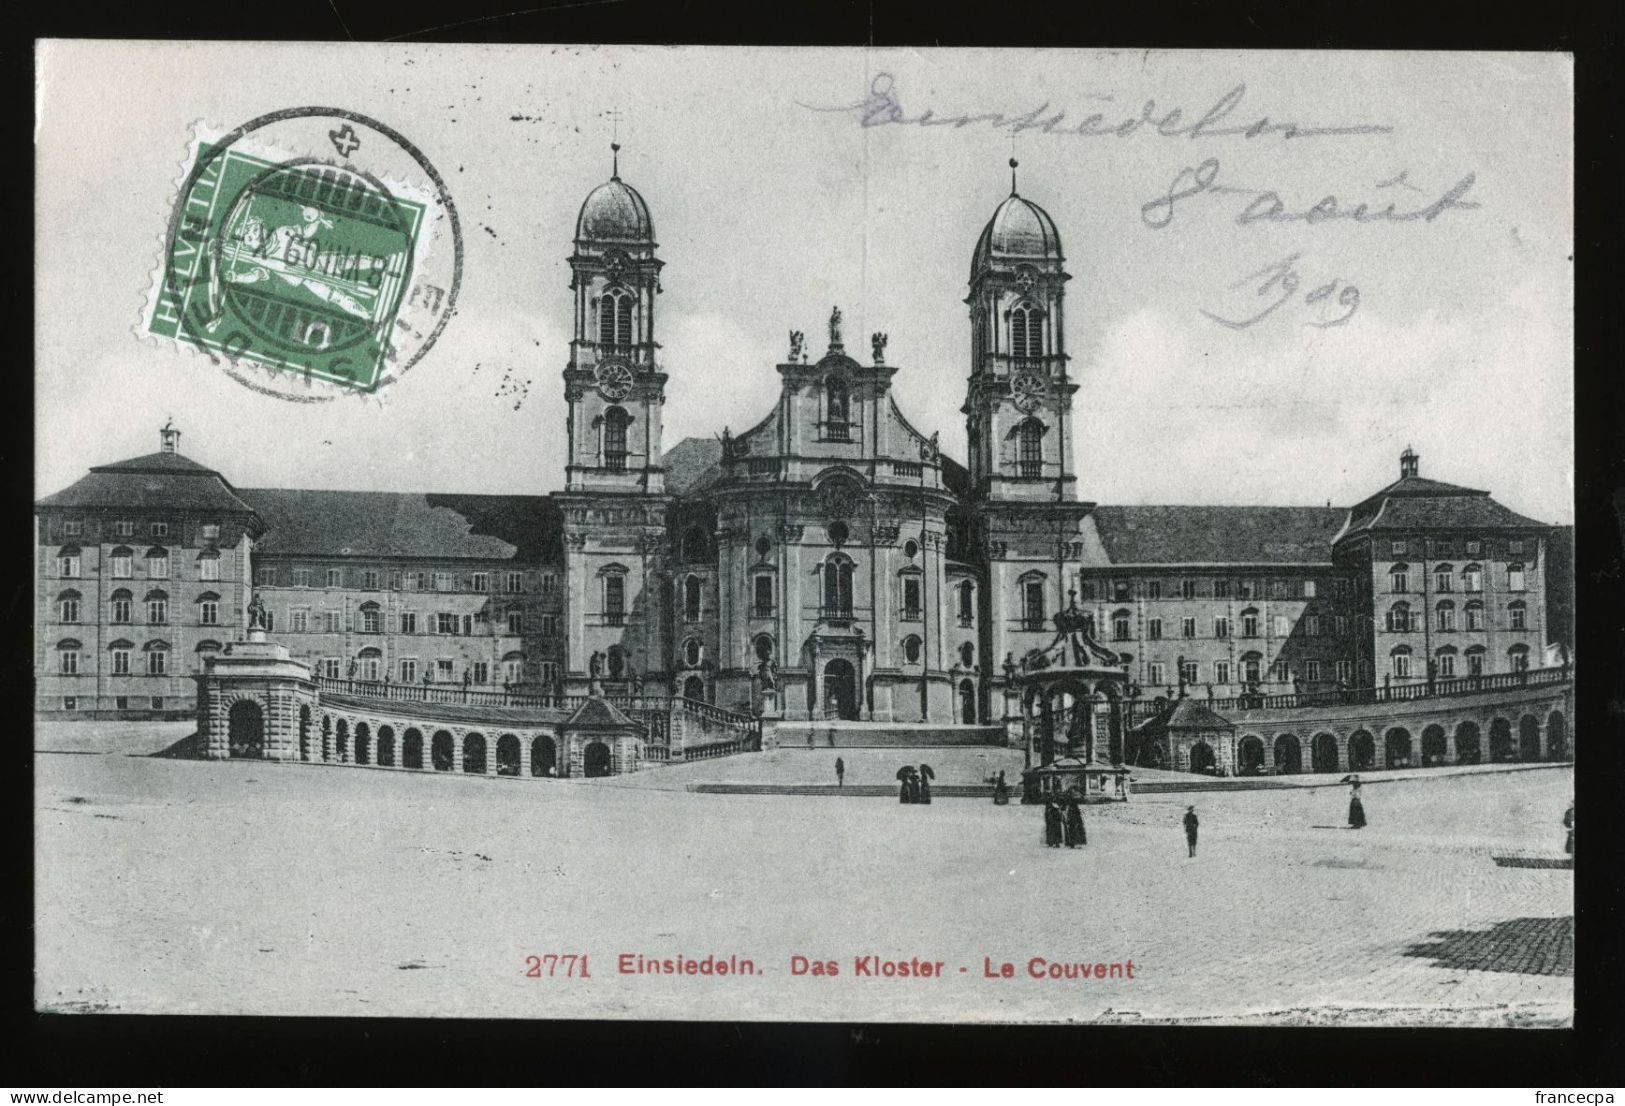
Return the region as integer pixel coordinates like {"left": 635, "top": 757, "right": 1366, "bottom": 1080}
{"left": 35, "top": 149, "right": 1560, "bottom": 723}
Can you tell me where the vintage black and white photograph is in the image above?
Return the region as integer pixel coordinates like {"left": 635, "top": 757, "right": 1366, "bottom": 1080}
{"left": 33, "top": 43, "right": 1574, "bottom": 1026}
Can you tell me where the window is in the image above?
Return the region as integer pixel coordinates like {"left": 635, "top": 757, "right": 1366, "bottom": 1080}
{"left": 1508, "top": 563, "right": 1526, "bottom": 592}
{"left": 1214, "top": 579, "right": 1231, "bottom": 599}
{"left": 1508, "top": 646, "right": 1529, "bottom": 672}
{"left": 1435, "top": 602, "right": 1455, "bottom": 632}
{"left": 113, "top": 520, "right": 133, "bottom": 538}
{"left": 1147, "top": 618, "right": 1162, "bottom": 640}
{"left": 58, "top": 643, "right": 80, "bottom": 674}
{"left": 1303, "top": 580, "right": 1317, "bottom": 599}
{"left": 144, "top": 548, "right": 169, "bottom": 578}
{"left": 1385, "top": 602, "right": 1412, "bottom": 633}
{"left": 434, "top": 572, "right": 452, "bottom": 592}
{"left": 1462, "top": 564, "right": 1483, "bottom": 592}
{"left": 256, "top": 566, "right": 276, "bottom": 586}
{"left": 1214, "top": 616, "right": 1231, "bottom": 639}
{"left": 1237, "top": 579, "right": 1256, "bottom": 600}
{"left": 1335, "top": 659, "right": 1352, "bottom": 684}
{"left": 200, "top": 598, "right": 219, "bottom": 625}
{"left": 1017, "top": 419, "right": 1044, "bottom": 478}
{"left": 1214, "top": 660, "right": 1232, "bottom": 685}
{"left": 1273, "top": 615, "right": 1290, "bottom": 637}
{"left": 112, "top": 648, "right": 131, "bottom": 675}
{"left": 1180, "top": 659, "right": 1199, "bottom": 685}
{"left": 57, "top": 547, "right": 81, "bottom": 578}
{"left": 507, "top": 571, "right": 525, "bottom": 594}
{"left": 1304, "top": 615, "right": 1320, "bottom": 637}
{"left": 1181, "top": 579, "right": 1198, "bottom": 600}
{"left": 1181, "top": 617, "right": 1196, "bottom": 639}
{"left": 149, "top": 696, "right": 164, "bottom": 710}
{"left": 683, "top": 638, "right": 703, "bottom": 667}
{"left": 1270, "top": 579, "right": 1289, "bottom": 600}
{"left": 598, "top": 287, "right": 634, "bottom": 345}
{"left": 683, "top": 575, "right": 703, "bottom": 621}
{"left": 1391, "top": 649, "right": 1411, "bottom": 679}
{"left": 1269, "top": 659, "right": 1289, "bottom": 683}
{"left": 110, "top": 590, "right": 132, "bottom": 623}
{"left": 1434, "top": 565, "right": 1453, "bottom": 593}
{"left": 604, "top": 574, "right": 626, "bottom": 625}
{"left": 360, "top": 604, "right": 381, "bottom": 634}
{"left": 1436, "top": 651, "right": 1456, "bottom": 678}
{"left": 1112, "top": 610, "right": 1132, "bottom": 641}
{"left": 201, "top": 523, "right": 219, "bottom": 540}
{"left": 1465, "top": 601, "right": 1484, "bottom": 631}
{"left": 1241, "top": 655, "right": 1262, "bottom": 683}
{"left": 1466, "top": 648, "right": 1485, "bottom": 676}
{"left": 1305, "top": 660, "right": 1322, "bottom": 682}
{"left": 150, "top": 522, "right": 169, "bottom": 538}
{"left": 114, "top": 696, "right": 129, "bottom": 710}
{"left": 957, "top": 581, "right": 974, "bottom": 625}
{"left": 364, "top": 570, "right": 382, "bottom": 590}
{"left": 1508, "top": 601, "right": 1527, "bottom": 630}
{"left": 355, "top": 654, "right": 380, "bottom": 682}
{"left": 292, "top": 568, "right": 312, "bottom": 587}
{"left": 1241, "top": 610, "right": 1259, "bottom": 637}
{"left": 146, "top": 593, "right": 168, "bottom": 625}
{"left": 506, "top": 609, "right": 523, "bottom": 634}
{"left": 436, "top": 659, "right": 455, "bottom": 681}
{"left": 1145, "top": 580, "right": 1162, "bottom": 600}
{"left": 434, "top": 612, "right": 456, "bottom": 635}
{"left": 471, "top": 572, "right": 488, "bottom": 593}
{"left": 472, "top": 661, "right": 489, "bottom": 685}
{"left": 503, "top": 656, "right": 525, "bottom": 685}
{"left": 541, "top": 614, "right": 560, "bottom": 637}
{"left": 902, "top": 577, "right": 922, "bottom": 620}
{"left": 58, "top": 591, "right": 81, "bottom": 623}
{"left": 603, "top": 406, "right": 631, "bottom": 470}
{"left": 959, "top": 642, "right": 975, "bottom": 668}
{"left": 1509, "top": 539, "right": 1525, "bottom": 555}
{"left": 147, "top": 647, "right": 168, "bottom": 676}
{"left": 399, "top": 659, "right": 417, "bottom": 684}
{"left": 1010, "top": 303, "right": 1043, "bottom": 357}
{"left": 198, "top": 553, "right": 219, "bottom": 581}
{"left": 323, "top": 610, "right": 342, "bottom": 633}
{"left": 902, "top": 635, "right": 922, "bottom": 664}
{"left": 110, "top": 548, "right": 132, "bottom": 577}
{"left": 1111, "top": 580, "right": 1132, "bottom": 602}
{"left": 1334, "top": 615, "right": 1348, "bottom": 636}
{"left": 1148, "top": 662, "right": 1166, "bottom": 686}
{"left": 291, "top": 608, "right": 310, "bottom": 632}
{"left": 399, "top": 612, "right": 417, "bottom": 634}
{"left": 1079, "top": 580, "right": 1097, "bottom": 601}
{"left": 539, "top": 661, "right": 560, "bottom": 686}
{"left": 62, "top": 519, "right": 83, "bottom": 537}
{"left": 822, "top": 556, "right": 855, "bottom": 617}
{"left": 1391, "top": 540, "right": 1407, "bottom": 556}
{"left": 540, "top": 572, "right": 557, "bottom": 596}
{"left": 1022, "top": 579, "right": 1046, "bottom": 630}
{"left": 327, "top": 568, "right": 343, "bottom": 588}
{"left": 1389, "top": 565, "right": 1409, "bottom": 593}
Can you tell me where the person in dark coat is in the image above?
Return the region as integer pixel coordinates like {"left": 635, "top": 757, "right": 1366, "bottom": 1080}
{"left": 898, "top": 766, "right": 917, "bottom": 804}
{"left": 1347, "top": 778, "right": 1367, "bottom": 829}
{"left": 835, "top": 757, "right": 845, "bottom": 788}
{"left": 1043, "top": 796, "right": 1064, "bottom": 847}
{"left": 1063, "top": 788, "right": 1087, "bottom": 847}
{"left": 1563, "top": 800, "right": 1574, "bottom": 855}
{"left": 992, "top": 770, "right": 1010, "bottom": 806}
{"left": 1183, "top": 805, "right": 1199, "bottom": 857}
{"left": 917, "top": 764, "right": 933, "bottom": 805}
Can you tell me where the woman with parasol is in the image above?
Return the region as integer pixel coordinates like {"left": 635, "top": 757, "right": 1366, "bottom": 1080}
{"left": 896, "top": 765, "right": 918, "bottom": 804}
{"left": 1042, "top": 792, "right": 1064, "bottom": 847}
{"left": 1063, "top": 786, "right": 1087, "bottom": 847}
{"left": 917, "top": 763, "right": 935, "bottom": 805}
{"left": 1342, "top": 774, "right": 1367, "bottom": 829}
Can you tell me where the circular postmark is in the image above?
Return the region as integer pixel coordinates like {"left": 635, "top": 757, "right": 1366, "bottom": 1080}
{"left": 148, "top": 108, "right": 462, "bottom": 402}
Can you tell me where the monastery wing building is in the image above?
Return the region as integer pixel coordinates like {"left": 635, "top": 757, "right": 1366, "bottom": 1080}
{"left": 36, "top": 153, "right": 1564, "bottom": 726}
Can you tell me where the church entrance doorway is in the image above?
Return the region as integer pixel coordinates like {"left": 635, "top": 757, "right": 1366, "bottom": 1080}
{"left": 822, "top": 659, "right": 859, "bottom": 721}
{"left": 958, "top": 679, "right": 977, "bottom": 724}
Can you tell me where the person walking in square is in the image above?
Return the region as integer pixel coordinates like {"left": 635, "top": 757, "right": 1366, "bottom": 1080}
{"left": 917, "top": 763, "right": 934, "bottom": 805}
{"left": 835, "top": 756, "right": 845, "bottom": 788}
{"left": 1063, "top": 788, "right": 1087, "bottom": 847}
{"left": 1183, "top": 805, "right": 1199, "bottom": 857}
{"left": 1345, "top": 776, "right": 1367, "bottom": 829}
{"left": 1563, "top": 800, "right": 1574, "bottom": 855}
{"left": 1043, "top": 795, "right": 1064, "bottom": 847}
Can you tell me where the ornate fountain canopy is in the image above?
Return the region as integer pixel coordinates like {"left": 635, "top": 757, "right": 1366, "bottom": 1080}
{"left": 1020, "top": 590, "right": 1128, "bottom": 681}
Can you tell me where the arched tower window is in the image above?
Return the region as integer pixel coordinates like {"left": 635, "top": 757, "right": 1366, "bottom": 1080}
{"left": 598, "top": 287, "right": 634, "bottom": 346}
{"left": 683, "top": 575, "right": 702, "bottom": 622}
{"left": 1017, "top": 418, "right": 1045, "bottom": 478}
{"left": 602, "top": 406, "right": 631, "bottom": 471}
{"left": 822, "top": 554, "right": 854, "bottom": 617}
{"left": 1010, "top": 303, "right": 1044, "bottom": 359}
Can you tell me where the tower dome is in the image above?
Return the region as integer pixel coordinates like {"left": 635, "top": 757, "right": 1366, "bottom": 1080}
{"left": 574, "top": 145, "right": 654, "bottom": 243}
{"left": 970, "top": 160, "right": 1062, "bottom": 280}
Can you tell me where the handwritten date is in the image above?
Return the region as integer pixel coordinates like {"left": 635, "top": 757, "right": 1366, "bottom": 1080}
{"left": 1201, "top": 254, "right": 1359, "bottom": 330}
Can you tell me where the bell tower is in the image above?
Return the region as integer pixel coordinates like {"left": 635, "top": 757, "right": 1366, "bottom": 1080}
{"left": 564, "top": 143, "right": 667, "bottom": 494}
{"left": 962, "top": 158, "right": 1077, "bottom": 503}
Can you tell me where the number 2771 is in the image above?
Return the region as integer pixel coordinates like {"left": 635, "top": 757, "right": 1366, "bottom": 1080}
{"left": 525, "top": 954, "right": 591, "bottom": 978}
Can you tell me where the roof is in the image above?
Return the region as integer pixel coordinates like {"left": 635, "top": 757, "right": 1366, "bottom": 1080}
{"left": 576, "top": 176, "right": 654, "bottom": 242}
{"left": 1087, "top": 506, "right": 1346, "bottom": 567}
{"left": 1131, "top": 697, "right": 1236, "bottom": 736}
{"left": 971, "top": 192, "right": 1063, "bottom": 279}
{"left": 564, "top": 697, "right": 639, "bottom": 729}
{"left": 242, "top": 489, "right": 560, "bottom": 561}
{"left": 37, "top": 451, "right": 261, "bottom": 516}
{"left": 665, "top": 437, "right": 724, "bottom": 497}
{"left": 1337, "top": 474, "right": 1548, "bottom": 543}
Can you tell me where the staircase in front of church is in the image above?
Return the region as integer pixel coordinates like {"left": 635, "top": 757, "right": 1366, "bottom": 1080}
{"left": 769, "top": 721, "right": 1008, "bottom": 749}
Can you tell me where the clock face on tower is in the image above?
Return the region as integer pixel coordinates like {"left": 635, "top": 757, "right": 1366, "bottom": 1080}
{"left": 595, "top": 361, "right": 634, "bottom": 402}
{"left": 1011, "top": 370, "right": 1048, "bottom": 414}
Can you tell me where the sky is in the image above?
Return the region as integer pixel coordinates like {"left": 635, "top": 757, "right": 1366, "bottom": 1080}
{"left": 35, "top": 45, "right": 1572, "bottom": 521}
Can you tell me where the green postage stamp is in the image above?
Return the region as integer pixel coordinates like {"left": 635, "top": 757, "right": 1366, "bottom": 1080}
{"left": 145, "top": 110, "right": 461, "bottom": 398}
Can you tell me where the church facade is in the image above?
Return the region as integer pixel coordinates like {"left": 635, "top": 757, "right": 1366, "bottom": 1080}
{"left": 35, "top": 153, "right": 1561, "bottom": 722}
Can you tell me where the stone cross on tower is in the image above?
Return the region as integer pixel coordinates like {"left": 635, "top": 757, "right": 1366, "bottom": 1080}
{"left": 828, "top": 305, "right": 844, "bottom": 353}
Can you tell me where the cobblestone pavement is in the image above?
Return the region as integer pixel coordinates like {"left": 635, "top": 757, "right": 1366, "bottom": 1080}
{"left": 35, "top": 752, "right": 1573, "bottom": 1025}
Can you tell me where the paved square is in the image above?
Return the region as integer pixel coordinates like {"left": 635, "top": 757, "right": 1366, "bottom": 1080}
{"left": 35, "top": 746, "right": 1573, "bottom": 1025}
